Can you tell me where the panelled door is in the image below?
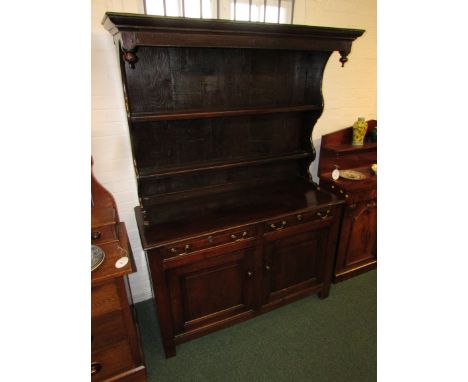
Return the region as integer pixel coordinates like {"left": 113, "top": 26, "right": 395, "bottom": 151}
{"left": 166, "top": 244, "right": 255, "bottom": 335}
{"left": 262, "top": 226, "right": 328, "bottom": 306}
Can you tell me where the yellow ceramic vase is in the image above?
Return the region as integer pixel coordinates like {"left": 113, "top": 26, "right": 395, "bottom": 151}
{"left": 352, "top": 117, "right": 368, "bottom": 146}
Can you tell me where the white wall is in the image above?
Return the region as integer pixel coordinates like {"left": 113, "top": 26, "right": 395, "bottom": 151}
{"left": 91, "top": 0, "right": 153, "bottom": 302}
{"left": 91, "top": 0, "right": 376, "bottom": 302}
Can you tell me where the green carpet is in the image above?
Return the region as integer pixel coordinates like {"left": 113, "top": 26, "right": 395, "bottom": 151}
{"left": 135, "top": 270, "right": 376, "bottom": 382}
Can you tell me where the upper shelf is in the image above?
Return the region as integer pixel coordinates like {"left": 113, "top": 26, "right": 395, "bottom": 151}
{"left": 321, "top": 142, "right": 377, "bottom": 154}
{"left": 130, "top": 105, "right": 321, "bottom": 123}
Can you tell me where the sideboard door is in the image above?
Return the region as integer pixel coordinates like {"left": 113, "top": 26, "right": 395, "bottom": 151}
{"left": 335, "top": 200, "right": 377, "bottom": 274}
{"left": 262, "top": 228, "right": 327, "bottom": 306}
{"left": 166, "top": 246, "right": 255, "bottom": 336}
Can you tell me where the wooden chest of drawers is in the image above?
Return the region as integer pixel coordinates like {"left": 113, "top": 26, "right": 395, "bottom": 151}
{"left": 92, "top": 162, "right": 146, "bottom": 381}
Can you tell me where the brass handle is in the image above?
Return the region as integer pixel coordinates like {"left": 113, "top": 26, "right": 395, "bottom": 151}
{"left": 184, "top": 244, "right": 190, "bottom": 252}
{"left": 270, "top": 220, "right": 287, "bottom": 230}
{"left": 316, "top": 209, "right": 332, "bottom": 220}
{"left": 208, "top": 235, "right": 214, "bottom": 242}
{"left": 231, "top": 231, "right": 248, "bottom": 241}
{"left": 170, "top": 248, "right": 178, "bottom": 254}
{"left": 91, "top": 231, "right": 101, "bottom": 240}
{"left": 91, "top": 362, "right": 101, "bottom": 375}
{"left": 247, "top": 271, "right": 253, "bottom": 278}
{"left": 265, "top": 265, "right": 271, "bottom": 271}
{"left": 296, "top": 214, "right": 303, "bottom": 221}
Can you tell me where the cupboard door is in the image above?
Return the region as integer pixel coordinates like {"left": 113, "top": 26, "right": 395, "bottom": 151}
{"left": 340, "top": 200, "right": 377, "bottom": 266}
{"left": 263, "top": 228, "right": 327, "bottom": 305}
{"left": 167, "top": 246, "right": 255, "bottom": 335}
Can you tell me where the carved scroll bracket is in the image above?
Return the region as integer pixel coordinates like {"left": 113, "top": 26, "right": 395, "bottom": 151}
{"left": 119, "top": 32, "right": 139, "bottom": 69}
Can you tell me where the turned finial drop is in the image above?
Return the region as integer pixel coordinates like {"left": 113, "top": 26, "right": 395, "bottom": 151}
{"left": 123, "top": 51, "right": 138, "bottom": 69}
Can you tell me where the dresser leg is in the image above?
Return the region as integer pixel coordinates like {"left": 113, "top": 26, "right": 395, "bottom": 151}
{"left": 163, "top": 341, "right": 176, "bottom": 358}
{"left": 318, "top": 286, "right": 330, "bottom": 299}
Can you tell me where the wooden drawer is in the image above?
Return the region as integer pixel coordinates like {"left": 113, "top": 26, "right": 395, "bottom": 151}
{"left": 91, "top": 224, "right": 118, "bottom": 246}
{"left": 92, "top": 311, "right": 127, "bottom": 352}
{"left": 92, "top": 281, "right": 121, "bottom": 318}
{"left": 264, "top": 207, "right": 335, "bottom": 234}
{"left": 91, "top": 340, "right": 135, "bottom": 381}
{"left": 161, "top": 225, "right": 255, "bottom": 259}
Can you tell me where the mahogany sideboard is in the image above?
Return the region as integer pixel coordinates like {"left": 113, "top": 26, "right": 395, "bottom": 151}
{"left": 318, "top": 121, "right": 377, "bottom": 282}
{"left": 103, "top": 12, "right": 364, "bottom": 357}
{"left": 91, "top": 162, "right": 147, "bottom": 381}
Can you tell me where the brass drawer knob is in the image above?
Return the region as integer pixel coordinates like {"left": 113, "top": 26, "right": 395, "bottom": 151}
{"left": 91, "top": 231, "right": 101, "bottom": 240}
{"left": 265, "top": 265, "right": 271, "bottom": 271}
{"left": 91, "top": 362, "right": 102, "bottom": 375}
{"left": 242, "top": 231, "right": 248, "bottom": 237}
{"left": 208, "top": 235, "right": 214, "bottom": 242}
{"left": 296, "top": 214, "right": 303, "bottom": 221}
{"left": 170, "top": 248, "right": 178, "bottom": 254}
{"left": 230, "top": 234, "right": 237, "bottom": 240}
{"left": 247, "top": 271, "right": 253, "bottom": 278}
{"left": 184, "top": 244, "right": 190, "bottom": 252}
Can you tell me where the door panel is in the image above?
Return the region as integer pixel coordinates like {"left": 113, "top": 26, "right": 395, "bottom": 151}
{"left": 167, "top": 246, "right": 254, "bottom": 334}
{"left": 343, "top": 200, "right": 377, "bottom": 265}
{"left": 263, "top": 228, "right": 326, "bottom": 304}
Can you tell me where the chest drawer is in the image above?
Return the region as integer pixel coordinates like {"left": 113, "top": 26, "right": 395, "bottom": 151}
{"left": 264, "top": 207, "right": 335, "bottom": 234}
{"left": 91, "top": 224, "right": 118, "bottom": 246}
{"left": 161, "top": 225, "right": 255, "bottom": 259}
{"left": 92, "top": 311, "right": 127, "bottom": 352}
{"left": 92, "top": 281, "right": 121, "bottom": 318}
{"left": 91, "top": 340, "right": 135, "bottom": 381}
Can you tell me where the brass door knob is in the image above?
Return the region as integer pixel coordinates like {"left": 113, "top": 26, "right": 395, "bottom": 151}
{"left": 91, "top": 362, "right": 101, "bottom": 375}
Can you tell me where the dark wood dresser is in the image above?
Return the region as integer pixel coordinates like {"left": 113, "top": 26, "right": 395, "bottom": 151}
{"left": 91, "top": 162, "right": 147, "bottom": 381}
{"left": 102, "top": 13, "right": 364, "bottom": 357}
{"left": 318, "top": 121, "right": 377, "bottom": 282}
